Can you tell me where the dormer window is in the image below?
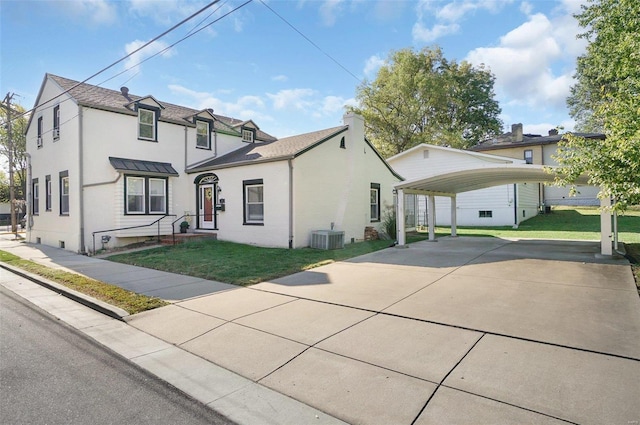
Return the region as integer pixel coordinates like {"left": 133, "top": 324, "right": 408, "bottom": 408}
{"left": 138, "top": 108, "right": 157, "bottom": 141}
{"left": 196, "top": 120, "right": 210, "bottom": 149}
{"left": 242, "top": 129, "right": 254, "bottom": 143}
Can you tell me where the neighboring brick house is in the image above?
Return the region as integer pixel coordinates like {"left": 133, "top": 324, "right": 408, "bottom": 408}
{"left": 470, "top": 123, "right": 605, "bottom": 206}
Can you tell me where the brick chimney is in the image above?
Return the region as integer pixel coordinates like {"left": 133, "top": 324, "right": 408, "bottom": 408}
{"left": 511, "top": 123, "right": 523, "bottom": 142}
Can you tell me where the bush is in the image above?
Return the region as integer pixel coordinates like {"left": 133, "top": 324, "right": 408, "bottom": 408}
{"left": 380, "top": 206, "right": 396, "bottom": 240}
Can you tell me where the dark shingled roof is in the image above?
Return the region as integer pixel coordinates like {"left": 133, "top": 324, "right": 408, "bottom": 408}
{"left": 109, "top": 157, "right": 179, "bottom": 176}
{"left": 188, "top": 126, "right": 348, "bottom": 172}
{"left": 48, "top": 74, "right": 277, "bottom": 142}
{"left": 470, "top": 132, "right": 605, "bottom": 152}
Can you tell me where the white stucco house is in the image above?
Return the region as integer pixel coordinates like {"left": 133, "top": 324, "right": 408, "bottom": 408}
{"left": 387, "top": 144, "right": 540, "bottom": 227}
{"left": 25, "top": 74, "right": 400, "bottom": 253}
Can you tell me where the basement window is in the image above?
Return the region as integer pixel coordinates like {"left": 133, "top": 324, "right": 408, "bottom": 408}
{"left": 479, "top": 210, "right": 493, "bottom": 218}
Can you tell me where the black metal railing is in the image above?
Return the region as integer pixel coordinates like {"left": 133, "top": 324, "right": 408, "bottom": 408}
{"left": 91, "top": 214, "right": 176, "bottom": 255}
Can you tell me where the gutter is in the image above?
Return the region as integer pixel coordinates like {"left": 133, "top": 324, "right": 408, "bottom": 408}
{"left": 26, "top": 153, "right": 32, "bottom": 230}
{"left": 79, "top": 106, "right": 86, "bottom": 253}
{"left": 513, "top": 183, "right": 518, "bottom": 227}
{"left": 288, "top": 159, "right": 293, "bottom": 249}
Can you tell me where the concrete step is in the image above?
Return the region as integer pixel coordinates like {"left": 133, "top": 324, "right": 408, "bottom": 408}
{"left": 160, "top": 233, "right": 217, "bottom": 245}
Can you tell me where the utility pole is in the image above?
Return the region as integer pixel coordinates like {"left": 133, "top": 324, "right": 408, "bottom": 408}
{"left": 2, "top": 92, "right": 17, "bottom": 235}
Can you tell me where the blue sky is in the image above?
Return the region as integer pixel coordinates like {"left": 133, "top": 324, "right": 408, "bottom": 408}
{"left": 1, "top": 0, "right": 588, "bottom": 140}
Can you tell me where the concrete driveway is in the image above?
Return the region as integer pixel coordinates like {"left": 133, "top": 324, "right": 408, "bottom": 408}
{"left": 128, "top": 237, "right": 640, "bottom": 425}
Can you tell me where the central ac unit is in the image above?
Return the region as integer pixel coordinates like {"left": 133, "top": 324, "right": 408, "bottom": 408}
{"left": 310, "top": 230, "right": 345, "bottom": 250}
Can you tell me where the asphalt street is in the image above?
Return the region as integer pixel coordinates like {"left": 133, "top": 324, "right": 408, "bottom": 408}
{"left": 0, "top": 285, "right": 236, "bottom": 425}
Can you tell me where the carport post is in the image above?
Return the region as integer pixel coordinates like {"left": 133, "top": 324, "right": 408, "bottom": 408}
{"left": 600, "top": 196, "right": 612, "bottom": 256}
{"left": 397, "top": 189, "right": 406, "bottom": 246}
{"left": 428, "top": 195, "right": 436, "bottom": 241}
{"left": 450, "top": 195, "right": 457, "bottom": 237}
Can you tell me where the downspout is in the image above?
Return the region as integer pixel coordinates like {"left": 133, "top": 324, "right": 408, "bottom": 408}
{"left": 79, "top": 106, "right": 86, "bottom": 253}
{"left": 288, "top": 158, "right": 293, "bottom": 249}
{"left": 184, "top": 125, "right": 188, "bottom": 172}
{"left": 26, "top": 153, "right": 32, "bottom": 230}
{"left": 513, "top": 183, "right": 518, "bottom": 227}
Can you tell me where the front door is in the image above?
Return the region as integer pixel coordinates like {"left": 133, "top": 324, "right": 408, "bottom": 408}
{"left": 199, "top": 183, "right": 216, "bottom": 229}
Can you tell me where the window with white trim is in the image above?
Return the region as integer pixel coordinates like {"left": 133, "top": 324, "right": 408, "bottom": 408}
{"left": 479, "top": 210, "right": 493, "bottom": 218}
{"left": 243, "top": 179, "right": 263, "bottom": 224}
{"left": 196, "top": 120, "right": 210, "bottom": 149}
{"left": 32, "top": 178, "right": 39, "bottom": 215}
{"left": 138, "top": 108, "right": 156, "bottom": 141}
{"left": 149, "top": 178, "right": 166, "bottom": 213}
{"left": 370, "top": 183, "right": 380, "bottom": 222}
{"left": 60, "top": 171, "right": 69, "bottom": 215}
{"left": 125, "top": 176, "right": 167, "bottom": 215}
{"left": 524, "top": 149, "right": 533, "bottom": 164}
{"left": 242, "top": 129, "right": 254, "bottom": 143}
{"left": 126, "top": 177, "right": 145, "bottom": 214}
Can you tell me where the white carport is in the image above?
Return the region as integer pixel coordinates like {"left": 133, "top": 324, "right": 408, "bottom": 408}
{"left": 394, "top": 164, "right": 615, "bottom": 256}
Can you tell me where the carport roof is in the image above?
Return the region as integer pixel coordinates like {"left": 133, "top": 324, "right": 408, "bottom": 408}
{"left": 394, "top": 164, "right": 591, "bottom": 196}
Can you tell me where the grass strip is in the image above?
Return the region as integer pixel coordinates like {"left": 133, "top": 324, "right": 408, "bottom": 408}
{"left": 107, "top": 236, "right": 427, "bottom": 286}
{"left": 0, "top": 250, "right": 168, "bottom": 314}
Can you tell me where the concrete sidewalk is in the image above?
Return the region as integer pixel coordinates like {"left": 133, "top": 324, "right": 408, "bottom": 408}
{"left": 2, "top": 234, "right": 640, "bottom": 424}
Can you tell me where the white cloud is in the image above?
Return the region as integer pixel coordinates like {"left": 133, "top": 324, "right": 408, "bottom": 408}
{"left": 413, "top": 22, "right": 460, "bottom": 43}
{"left": 61, "top": 0, "right": 117, "bottom": 25}
{"left": 363, "top": 55, "right": 385, "bottom": 78}
{"left": 437, "top": 2, "right": 479, "bottom": 22}
{"left": 320, "top": 96, "right": 352, "bottom": 115}
{"left": 267, "top": 89, "right": 316, "bottom": 111}
{"left": 413, "top": 0, "right": 512, "bottom": 43}
{"left": 520, "top": 1, "right": 533, "bottom": 15}
{"left": 319, "top": 0, "right": 345, "bottom": 26}
{"left": 272, "top": 75, "right": 289, "bottom": 82}
{"left": 128, "top": 0, "right": 239, "bottom": 33}
{"left": 123, "top": 40, "right": 176, "bottom": 76}
{"left": 465, "top": 10, "right": 581, "bottom": 111}
{"left": 167, "top": 84, "right": 272, "bottom": 122}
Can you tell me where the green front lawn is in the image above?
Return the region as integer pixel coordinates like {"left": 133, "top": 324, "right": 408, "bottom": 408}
{"left": 107, "top": 236, "right": 427, "bottom": 286}
{"left": 107, "top": 206, "right": 640, "bottom": 287}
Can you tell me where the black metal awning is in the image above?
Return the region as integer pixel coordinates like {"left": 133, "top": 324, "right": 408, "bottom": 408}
{"left": 109, "top": 157, "right": 179, "bottom": 177}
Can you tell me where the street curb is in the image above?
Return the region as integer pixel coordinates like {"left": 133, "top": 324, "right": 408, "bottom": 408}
{"left": 0, "top": 262, "right": 129, "bottom": 320}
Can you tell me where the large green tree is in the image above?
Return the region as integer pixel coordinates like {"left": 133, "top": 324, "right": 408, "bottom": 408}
{"left": 0, "top": 102, "right": 28, "bottom": 202}
{"left": 349, "top": 47, "right": 502, "bottom": 157}
{"left": 555, "top": 0, "right": 640, "bottom": 210}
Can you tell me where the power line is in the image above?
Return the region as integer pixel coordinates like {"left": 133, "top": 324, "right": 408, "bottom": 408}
{"left": 257, "top": 0, "right": 362, "bottom": 84}
{"left": 98, "top": 0, "right": 252, "bottom": 88}
{"left": 13, "top": 0, "right": 223, "bottom": 121}
{"left": 22, "top": 0, "right": 253, "bottom": 141}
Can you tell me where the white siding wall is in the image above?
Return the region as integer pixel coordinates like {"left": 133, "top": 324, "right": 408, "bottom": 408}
{"left": 212, "top": 162, "right": 291, "bottom": 248}
{"left": 293, "top": 114, "right": 399, "bottom": 247}
{"left": 27, "top": 80, "right": 81, "bottom": 251}
{"left": 516, "top": 182, "right": 540, "bottom": 224}
{"left": 432, "top": 186, "right": 516, "bottom": 226}
{"left": 541, "top": 144, "right": 600, "bottom": 205}
{"left": 389, "top": 145, "right": 513, "bottom": 181}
